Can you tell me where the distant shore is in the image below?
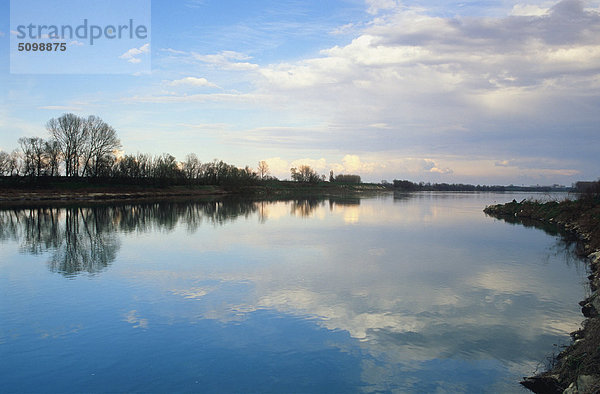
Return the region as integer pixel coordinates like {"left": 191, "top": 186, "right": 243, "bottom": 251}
{"left": 484, "top": 198, "right": 600, "bottom": 393}
{"left": 0, "top": 178, "right": 389, "bottom": 207}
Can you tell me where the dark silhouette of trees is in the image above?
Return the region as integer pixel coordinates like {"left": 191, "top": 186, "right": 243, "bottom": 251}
{"left": 333, "top": 174, "right": 361, "bottom": 184}
{"left": 47, "top": 113, "right": 86, "bottom": 177}
{"left": 183, "top": 153, "right": 201, "bottom": 180}
{"left": 46, "top": 113, "right": 121, "bottom": 178}
{"left": 81, "top": 115, "right": 121, "bottom": 177}
{"left": 290, "top": 165, "right": 320, "bottom": 183}
{"left": 2, "top": 114, "right": 371, "bottom": 187}
{"left": 45, "top": 140, "right": 61, "bottom": 177}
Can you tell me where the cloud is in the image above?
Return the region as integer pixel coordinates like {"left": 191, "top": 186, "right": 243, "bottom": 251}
{"left": 120, "top": 43, "right": 150, "bottom": 64}
{"left": 511, "top": 4, "right": 550, "bottom": 16}
{"left": 121, "top": 0, "right": 598, "bottom": 184}
{"left": 169, "top": 77, "right": 219, "bottom": 89}
{"left": 247, "top": 0, "right": 600, "bottom": 176}
{"left": 260, "top": 155, "right": 382, "bottom": 179}
{"left": 38, "top": 105, "right": 83, "bottom": 111}
{"left": 164, "top": 49, "right": 259, "bottom": 71}
{"left": 122, "top": 92, "right": 262, "bottom": 104}
{"left": 69, "top": 40, "right": 84, "bottom": 47}
{"left": 339, "top": 154, "right": 381, "bottom": 174}
{"left": 330, "top": 23, "right": 357, "bottom": 35}
{"left": 185, "top": 0, "right": 205, "bottom": 8}
{"left": 366, "top": 0, "right": 401, "bottom": 15}
{"left": 263, "top": 157, "right": 291, "bottom": 176}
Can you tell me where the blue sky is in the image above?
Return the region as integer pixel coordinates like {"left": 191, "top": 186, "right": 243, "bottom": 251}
{"left": 1, "top": 0, "right": 599, "bottom": 184}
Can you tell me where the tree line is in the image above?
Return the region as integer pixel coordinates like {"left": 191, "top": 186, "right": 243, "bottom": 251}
{"left": 1, "top": 113, "right": 120, "bottom": 178}
{"left": 0, "top": 113, "right": 365, "bottom": 186}
{"left": 389, "top": 179, "right": 573, "bottom": 192}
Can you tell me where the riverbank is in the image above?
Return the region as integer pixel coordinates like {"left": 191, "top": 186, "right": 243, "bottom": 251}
{"left": 484, "top": 198, "right": 600, "bottom": 394}
{"left": 0, "top": 179, "right": 388, "bottom": 207}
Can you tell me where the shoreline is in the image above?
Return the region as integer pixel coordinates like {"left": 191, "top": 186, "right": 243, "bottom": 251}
{"left": 0, "top": 183, "right": 389, "bottom": 207}
{"left": 484, "top": 198, "right": 600, "bottom": 393}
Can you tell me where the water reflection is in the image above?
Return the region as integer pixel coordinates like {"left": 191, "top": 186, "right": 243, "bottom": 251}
{"left": 0, "top": 201, "right": 260, "bottom": 277}
{"left": 0, "top": 198, "right": 355, "bottom": 276}
{"left": 290, "top": 198, "right": 324, "bottom": 218}
{"left": 0, "top": 207, "right": 119, "bottom": 277}
{"left": 0, "top": 194, "right": 588, "bottom": 392}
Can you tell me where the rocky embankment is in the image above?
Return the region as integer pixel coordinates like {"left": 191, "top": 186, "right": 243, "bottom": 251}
{"left": 484, "top": 198, "right": 600, "bottom": 394}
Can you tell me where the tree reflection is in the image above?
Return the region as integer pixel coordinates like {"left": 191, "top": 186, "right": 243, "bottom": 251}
{"left": 0, "top": 207, "right": 120, "bottom": 277}
{"left": 328, "top": 197, "right": 360, "bottom": 211}
{"left": 290, "top": 199, "right": 324, "bottom": 217}
{"left": 48, "top": 208, "right": 119, "bottom": 277}
{"left": 0, "top": 198, "right": 323, "bottom": 276}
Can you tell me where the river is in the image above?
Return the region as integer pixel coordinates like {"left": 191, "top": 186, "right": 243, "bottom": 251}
{"left": 0, "top": 192, "right": 588, "bottom": 392}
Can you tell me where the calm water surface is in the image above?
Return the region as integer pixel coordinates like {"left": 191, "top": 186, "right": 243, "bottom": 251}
{"left": 0, "top": 192, "right": 588, "bottom": 393}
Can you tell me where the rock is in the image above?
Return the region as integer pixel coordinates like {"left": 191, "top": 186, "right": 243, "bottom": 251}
{"left": 521, "top": 375, "right": 563, "bottom": 393}
{"left": 588, "top": 251, "right": 600, "bottom": 264}
{"left": 580, "top": 293, "right": 600, "bottom": 317}
{"left": 589, "top": 293, "right": 600, "bottom": 314}
{"left": 562, "top": 375, "right": 600, "bottom": 394}
{"left": 575, "top": 375, "right": 597, "bottom": 393}
{"left": 581, "top": 303, "right": 596, "bottom": 318}
{"left": 563, "top": 381, "right": 577, "bottom": 394}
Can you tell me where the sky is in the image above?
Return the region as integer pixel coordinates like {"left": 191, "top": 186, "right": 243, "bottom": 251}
{"left": 0, "top": 0, "right": 599, "bottom": 184}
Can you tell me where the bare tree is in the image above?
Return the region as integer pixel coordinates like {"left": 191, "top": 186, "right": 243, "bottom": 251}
{"left": 8, "top": 150, "right": 20, "bottom": 175}
{"left": 0, "top": 151, "right": 9, "bottom": 175}
{"left": 258, "top": 160, "right": 269, "bottom": 180}
{"left": 19, "top": 137, "right": 49, "bottom": 176}
{"left": 18, "top": 137, "right": 35, "bottom": 176}
{"left": 47, "top": 113, "right": 86, "bottom": 177}
{"left": 44, "top": 140, "right": 61, "bottom": 177}
{"left": 81, "top": 116, "right": 121, "bottom": 177}
{"left": 183, "top": 153, "right": 201, "bottom": 180}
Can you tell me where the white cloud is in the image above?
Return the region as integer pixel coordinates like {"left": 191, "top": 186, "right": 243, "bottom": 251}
{"left": 260, "top": 155, "right": 382, "bottom": 179}
{"left": 169, "top": 77, "right": 219, "bottom": 88}
{"left": 246, "top": 0, "right": 600, "bottom": 180}
{"left": 124, "top": 0, "right": 598, "bottom": 184}
{"left": 185, "top": 0, "right": 205, "bottom": 8}
{"left": 366, "top": 0, "right": 401, "bottom": 15}
{"left": 38, "top": 105, "right": 83, "bottom": 111}
{"left": 340, "top": 154, "right": 380, "bottom": 174}
{"left": 69, "top": 40, "right": 84, "bottom": 47}
{"left": 330, "top": 22, "right": 357, "bottom": 35}
{"left": 120, "top": 43, "right": 150, "bottom": 64}
{"left": 193, "top": 50, "right": 259, "bottom": 70}
{"left": 122, "top": 92, "right": 262, "bottom": 104}
{"left": 263, "top": 157, "right": 291, "bottom": 177}
{"left": 511, "top": 4, "right": 550, "bottom": 16}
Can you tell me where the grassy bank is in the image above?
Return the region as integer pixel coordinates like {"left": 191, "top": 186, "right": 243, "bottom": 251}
{"left": 0, "top": 177, "right": 387, "bottom": 207}
{"left": 484, "top": 197, "right": 600, "bottom": 393}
